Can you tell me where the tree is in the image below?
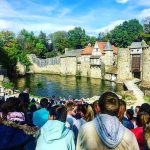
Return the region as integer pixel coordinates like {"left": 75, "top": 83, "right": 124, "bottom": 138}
{"left": 68, "top": 27, "right": 89, "bottom": 49}
{"left": 103, "top": 19, "right": 143, "bottom": 47}
{"left": 0, "top": 31, "right": 19, "bottom": 74}
{"left": 89, "top": 36, "right": 97, "bottom": 46}
{"left": 141, "top": 17, "right": 150, "bottom": 45}
{"left": 50, "top": 31, "right": 69, "bottom": 54}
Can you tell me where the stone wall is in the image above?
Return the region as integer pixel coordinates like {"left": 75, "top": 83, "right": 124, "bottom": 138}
{"left": 90, "top": 66, "right": 102, "bottom": 78}
{"left": 116, "top": 48, "right": 132, "bottom": 83}
{"left": 60, "top": 56, "right": 77, "bottom": 75}
{"left": 78, "top": 62, "right": 90, "bottom": 77}
{"left": 28, "top": 54, "right": 60, "bottom": 74}
{"left": 142, "top": 47, "right": 150, "bottom": 83}
{"left": 16, "top": 61, "right": 26, "bottom": 75}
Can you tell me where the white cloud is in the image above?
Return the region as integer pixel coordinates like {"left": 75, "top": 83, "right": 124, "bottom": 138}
{"left": 89, "top": 20, "right": 125, "bottom": 34}
{"left": 139, "top": 8, "right": 150, "bottom": 19}
{"left": 116, "top": 0, "right": 129, "bottom": 4}
{"left": 0, "top": 19, "right": 10, "bottom": 29}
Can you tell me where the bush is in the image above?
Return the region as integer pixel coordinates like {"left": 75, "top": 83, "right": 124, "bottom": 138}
{"left": 3, "top": 82, "right": 14, "bottom": 89}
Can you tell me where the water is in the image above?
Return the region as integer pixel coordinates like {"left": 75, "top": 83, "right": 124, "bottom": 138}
{"left": 11, "top": 74, "right": 117, "bottom": 99}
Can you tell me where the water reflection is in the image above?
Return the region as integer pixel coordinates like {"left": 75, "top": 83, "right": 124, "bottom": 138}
{"left": 12, "top": 74, "right": 117, "bottom": 99}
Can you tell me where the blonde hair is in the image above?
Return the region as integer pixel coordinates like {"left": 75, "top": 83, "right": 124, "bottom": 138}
{"left": 84, "top": 105, "right": 94, "bottom": 122}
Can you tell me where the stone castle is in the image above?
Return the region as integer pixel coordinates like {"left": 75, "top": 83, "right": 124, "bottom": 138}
{"left": 27, "top": 40, "right": 150, "bottom": 90}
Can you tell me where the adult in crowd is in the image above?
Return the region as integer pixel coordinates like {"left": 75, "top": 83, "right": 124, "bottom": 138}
{"left": 0, "top": 97, "right": 37, "bottom": 150}
{"left": 36, "top": 105, "right": 75, "bottom": 150}
{"left": 76, "top": 91, "right": 139, "bottom": 150}
{"left": 122, "top": 108, "right": 135, "bottom": 129}
{"left": 18, "top": 88, "right": 30, "bottom": 110}
{"left": 33, "top": 98, "right": 49, "bottom": 127}
{"left": 65, "top": 101, "right": 80, "bottom": 143}
{"left": 1, "top": 97, "right": 25, "bottom": 124}
{"left": 131, "top": 111, "right": 150, "bottom": 150}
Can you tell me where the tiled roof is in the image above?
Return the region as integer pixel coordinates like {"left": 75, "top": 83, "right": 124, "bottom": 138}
{"left": 81, "top": 41, "right": 118, "bottom": 55}
{"left": 97, "top": 42, "right": 106, "bottom": 54}
{"left": 81, "top": 46, "right": 93, "bottom": 55}
{"left": 97, "top": 41, "right": 118, "bottom": 54}
{"left": 129, "top": 42, "right": 142, "bottom": 48}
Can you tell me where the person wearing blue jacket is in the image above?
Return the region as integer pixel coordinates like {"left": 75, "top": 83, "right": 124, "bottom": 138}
{"left": 33, "top": 98, "right": 49, "bottom": 127}
{"left": 36, "top": 105, "right": 75, "bottom": 150}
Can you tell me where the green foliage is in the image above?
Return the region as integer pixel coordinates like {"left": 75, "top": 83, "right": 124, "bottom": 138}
{"left": 68, "top": 27, "right": 89, "bottom": 49}
{"left": 103, "top": 19, "right": 143, "bottom": 47}
{"left": 144, "top": 96, "right": 150, "bottom": 103}
{"left": 50, "top": 31, "right": 69, "bottom": 54}
{"left": 141, "top": 17, "right": 150, "bottom": 45}
{"left": 45, "top": 51, "right": 58, "bottom": 58}
{"left": 3, "top": 82, "right": 14, "bottom": 89}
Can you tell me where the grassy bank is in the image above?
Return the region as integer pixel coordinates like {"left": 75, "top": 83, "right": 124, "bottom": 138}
{"left": 144, "top": 96, "right": 150, "bottom": 103}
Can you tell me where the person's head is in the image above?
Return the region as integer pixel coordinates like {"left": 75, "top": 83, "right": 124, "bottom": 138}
{"left": 78, "top": 104, "right": 94, "bottom": 121}
{"left": 65, "top": 101, "right": 77, "bottom": 116}
{"left": 40, "top": 98, "right": 49, "bottom": 108}
{"left": 118, "top": 99, "right": 126, "bottom": 121}
{"left": 24, "top": 88, "right": 29, "bottom": 93}
{"left": 135, "top": 106, "right": 141, "bottom": 114}
{"left": 49, "top": 105, "right": 67, "bottom": 123}
{"left": 126, "top": 109, "right": 134, "bottom": 120}
{"left": 92, "top": 100, "right": 101, "bottom": 115}
{"left": 140, "top": 103, "right": 150, "bottom": 114}
{"left": 98, "top": 91, "right": 120, "bottom": 116}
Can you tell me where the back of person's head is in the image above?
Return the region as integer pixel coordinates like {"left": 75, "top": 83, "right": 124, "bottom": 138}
{"left": 140, "top": 103, "right": 150, "bottom": 114}
{"left": 99, "top": 91, "right": 120, "bottom": 116}
{"left": 65, "top": 101, "right": 77, "bottom": 112}
{"left": 118, "top": 99, "right": 126, "bottom": 121}
{"left": 126, "top": 109, "right": 134, "bottom": 120}
{"left": 40, "top": 98, "right": 49, "bottom": 108}
{"left": 49, "top": 105, "right": 67, "bottom": 123}
{"left": 84, "top": 104, "right": 94, "bottom": 122}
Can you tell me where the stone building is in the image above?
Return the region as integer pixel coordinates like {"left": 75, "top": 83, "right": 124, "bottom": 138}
{"left": 129, "top": 40, "right": 148, "bottom": 79}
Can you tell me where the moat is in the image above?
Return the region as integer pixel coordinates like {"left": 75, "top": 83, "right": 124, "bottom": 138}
{"left": 11, "top": 74, "right": 119, "bottom": 99}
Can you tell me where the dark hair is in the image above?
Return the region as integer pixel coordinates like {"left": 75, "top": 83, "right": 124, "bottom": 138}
{"left": 49, "top": 105, "right": 67, "bottom": 123}
{"left": 40, "top": 98, "right": 48, "bottom": 108}
{"left": 118, "top": 99, "right": 126, "bottom": 121}
{"left": 140, "top": 103, "right": 150, "bottom": 114}
{"left": 99, "top": 91, "right": 120, "bottom": 116}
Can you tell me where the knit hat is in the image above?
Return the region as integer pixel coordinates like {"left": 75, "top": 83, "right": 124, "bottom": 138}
{"left": 7, "top": 112, "right": 25, "bottom": 122}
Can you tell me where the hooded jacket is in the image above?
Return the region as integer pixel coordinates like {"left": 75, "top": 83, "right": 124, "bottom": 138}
{"left": 77, "top": 114, "right": 139, "bottom": 150}
{"left": 36, "top": 120, "right": 75, "bottom": 150}
{"left": 0, "top": 124, "right": 36, "bottom": 150}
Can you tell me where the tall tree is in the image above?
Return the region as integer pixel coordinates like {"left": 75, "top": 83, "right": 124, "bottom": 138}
{"left": 141, "top": 17, "right": 150, "bottom": 45}
{"left": 103, "top": 19, "right": 143, "bottom": 47}
{"left": 50, "top": 31, "right": 69, "bottom": 54}
{"left": 68, "top": 27, "right": 89, "bottom": 49}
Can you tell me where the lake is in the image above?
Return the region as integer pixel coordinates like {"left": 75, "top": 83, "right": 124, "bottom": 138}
{"left": 11, "top": 74, "right": 120, "bottom": 99}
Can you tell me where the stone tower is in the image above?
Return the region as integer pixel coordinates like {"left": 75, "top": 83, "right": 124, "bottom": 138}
{"left": 103, "top": 41, "right": 114, "bottom": 66}
{"left": 141, "top": 43, "right": 150, "bottom": 83}
{"left": 117, "top": 48, "right": 132, "bottom": 83}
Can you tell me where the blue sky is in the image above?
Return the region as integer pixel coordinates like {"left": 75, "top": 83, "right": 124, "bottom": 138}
{"left": 0, "top": 0, "right": 150, "bottom": 36}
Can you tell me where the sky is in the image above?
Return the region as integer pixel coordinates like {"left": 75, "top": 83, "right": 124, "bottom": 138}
{"left": 0, "top": 0, "right": 150, "bottom": 36}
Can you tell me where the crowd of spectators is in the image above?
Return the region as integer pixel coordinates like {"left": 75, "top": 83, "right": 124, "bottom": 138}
{"left": 0, "top": 88, "right": 150, "bottom": 150}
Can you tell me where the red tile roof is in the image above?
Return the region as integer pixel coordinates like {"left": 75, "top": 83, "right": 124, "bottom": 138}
{"left": 81, "top": 46, "right": 93, "bottom": 55}
{"left": 81, "top": 41, "right": 118, "bottom": 55}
